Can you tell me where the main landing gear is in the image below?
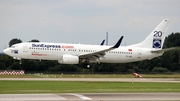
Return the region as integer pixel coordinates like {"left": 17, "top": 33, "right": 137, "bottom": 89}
{"left": 83, "top": 61, "right": 91, "bottom": 69}
{"left": 83, "top": 64, "right": 91, "bottom": 69}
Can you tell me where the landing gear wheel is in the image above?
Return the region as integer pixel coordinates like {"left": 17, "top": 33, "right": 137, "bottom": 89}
{"left": 83, "top": 63, "right": 91, "bottom": 69}
{"left": 86, "top": 64, "right": 91, "bottom": 69}
{"left": 82, "top": 60, "right": 91, "bottom": 69}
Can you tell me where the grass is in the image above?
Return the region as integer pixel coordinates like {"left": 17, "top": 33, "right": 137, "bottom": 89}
{"left": 1, "top": 74, "right": 179, "bottom": 94}
{"left": 0, "top": 81, "right": 180, "bottom": 94}
{"left": 1, "top": 74, "right": 180, "bottom": 78}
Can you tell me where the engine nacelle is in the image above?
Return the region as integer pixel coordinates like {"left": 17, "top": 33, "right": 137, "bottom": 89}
{"left": 58, "top": 54, "right": 79, "bottom": 64}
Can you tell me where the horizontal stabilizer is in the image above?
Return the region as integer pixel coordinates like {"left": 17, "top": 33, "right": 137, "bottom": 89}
{"left": 151, "top": 47, "right": 175, "bottom": 53}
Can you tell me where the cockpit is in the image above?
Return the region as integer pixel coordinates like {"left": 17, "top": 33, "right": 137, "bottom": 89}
{"left": 10, "top": 46, "right": 16, "bottom": 48}
{"left": 10, "top": 45, "right": 18, "bottom": 48}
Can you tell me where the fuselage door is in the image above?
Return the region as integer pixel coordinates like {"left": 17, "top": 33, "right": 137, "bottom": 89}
{"left": 23, "top": 44, "right": 28, "bottom": 53}
{"left": 137, "top": 49, "right": 142, "bottom": 58}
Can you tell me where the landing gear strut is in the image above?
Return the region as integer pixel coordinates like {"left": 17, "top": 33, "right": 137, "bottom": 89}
{"left": 13, "top": 57, "right": 22, "bottom": 64}
{"left": 19, "top": 60, "right": 22, "bottom": 64}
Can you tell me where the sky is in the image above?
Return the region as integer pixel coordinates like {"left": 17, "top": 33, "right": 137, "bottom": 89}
{"left": 0, "top": 0, "right": 180, "bottom": 51}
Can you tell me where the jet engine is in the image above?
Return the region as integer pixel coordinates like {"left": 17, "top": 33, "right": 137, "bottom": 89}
{"left": 58, "top": 54, "right": 79, "bottom": 64}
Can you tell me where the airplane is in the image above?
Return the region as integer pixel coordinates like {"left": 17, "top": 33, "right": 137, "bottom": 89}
{"left": 3, "top": 19, "right": 173, "bottom": 68}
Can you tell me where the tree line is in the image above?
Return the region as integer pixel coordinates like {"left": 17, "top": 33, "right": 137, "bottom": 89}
{"left": 0, "top": 32, "right": 180, "bottom": 73}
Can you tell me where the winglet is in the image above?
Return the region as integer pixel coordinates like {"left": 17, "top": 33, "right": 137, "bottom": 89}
{"left": 100, "top": 39, "right": 105, "bottom": 45}
{"left": 112, "top": 36, "right": 124, "bottom": 48}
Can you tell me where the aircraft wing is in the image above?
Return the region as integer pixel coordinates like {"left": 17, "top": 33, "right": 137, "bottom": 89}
{"left": 79, "top": 36, "right": 123, "bottom": 61}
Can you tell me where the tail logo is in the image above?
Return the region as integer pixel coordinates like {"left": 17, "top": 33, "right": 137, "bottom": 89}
{"left": 153, "top": 39, "right": 161, "bottom": 48}
{"left": 153, "top": 31, "right": 162, "bottom": 48}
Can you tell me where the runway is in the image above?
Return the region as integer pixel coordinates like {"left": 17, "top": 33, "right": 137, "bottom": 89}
{"left": 0, "top": 78, "right": 179, "bottom": 100}
{"left": 0, "top": 93, "right": 180, "bottom": 101}
{"left": 0, "top": 78, "right": 180, "bottom": 82}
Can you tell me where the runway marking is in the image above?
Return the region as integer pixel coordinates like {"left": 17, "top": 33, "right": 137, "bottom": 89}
{"left": 69, "top": 93, "right": 92, "bottom": 100}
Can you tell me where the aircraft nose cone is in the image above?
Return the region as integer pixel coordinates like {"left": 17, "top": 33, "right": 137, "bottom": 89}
{"left": 3, "top": 48, "right": 10, "bottom": 55}
{"left": 3, "top": 49, "right": 6, "bottom": 54}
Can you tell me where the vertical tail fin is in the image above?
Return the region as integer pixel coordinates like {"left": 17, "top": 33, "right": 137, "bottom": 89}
{"left": 130, "top": 19, "right": 170, "bottom": 49}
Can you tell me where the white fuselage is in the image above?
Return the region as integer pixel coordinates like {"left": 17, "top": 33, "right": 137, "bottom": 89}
{"left": 4, "top": 42, "right": 162, "bottom": 63}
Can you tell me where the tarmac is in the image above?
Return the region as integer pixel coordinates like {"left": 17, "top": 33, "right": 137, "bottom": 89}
{"left": 0, "top": 93, "right": 180, "bottom": 101}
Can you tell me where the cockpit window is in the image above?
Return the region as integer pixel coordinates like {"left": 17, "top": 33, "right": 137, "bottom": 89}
{"left": 10, "top": 46, "right": 15, "bottom": 48}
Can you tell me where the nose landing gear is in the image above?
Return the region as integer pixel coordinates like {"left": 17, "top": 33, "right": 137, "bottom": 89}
{"left": 13, "top": 57, "right": 21, "bottom": 64}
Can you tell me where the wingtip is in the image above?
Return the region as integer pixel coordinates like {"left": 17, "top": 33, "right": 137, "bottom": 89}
{"left": 112, "top": 36, "right": 124, "bottom": 48}
{"left": 100, "top": 39, "right": 105, "bottom": 45}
